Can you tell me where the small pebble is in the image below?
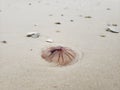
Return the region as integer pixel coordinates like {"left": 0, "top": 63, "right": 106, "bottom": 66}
{"left": 29, "top": 3, "right": 32, "bottom": 5}
{"left": 49, "top": 14, "right": 53, "bottom": 16}
{"left": 34, "top": 24, "right": 38, "bottom": 26}
{"left": 1, "top": 40, "right": 7, "bottom": 44}
{"left": 55, "top": 22, "right": 61, "bottom": 25}
{"left": 70, "top": 20, "right": 74, "bottom": 22}
{"left": 100, "top": 35, "right": 106, "bottom": 37}
{"left": 84, "top": 16, "right": 92, "bottom": 18}
{"left": 112, "top": 24, "right": 117, "bottom": 26}
{"left": 56, "top": 30, "right": 60, "bottom": 33}
{"left": 106, "top": 8, "right": 111, "bottom": 10}
{"left": 61, "top": 14, "right": 64, "bottom": 16}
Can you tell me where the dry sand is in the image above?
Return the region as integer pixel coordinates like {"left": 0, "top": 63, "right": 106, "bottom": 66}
{"left": 0, "top": 0, "right": 120, "bottom": 90}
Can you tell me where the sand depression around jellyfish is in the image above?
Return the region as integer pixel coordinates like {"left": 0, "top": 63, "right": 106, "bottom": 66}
{"left": 41, "top": 46, "right": 82, "bottom": 66}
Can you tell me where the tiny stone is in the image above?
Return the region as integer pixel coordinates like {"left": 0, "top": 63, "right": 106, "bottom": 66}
{"left": 1, "top": 40, "right": 7, "bottom": 44}
{"left": 106, "top": 8, "right": 111, "bottom": 10}
{"left": 106, "top": 28, "right": 110, "bottom": 31}
{"left": 61, "top": 14, "right": 64, "bottom": 16}
{"left": 49, "top": 14, "right": 53, "bottom": 16}
{"left": 84, "top": 16, "right": 92, "bottom": 18}
{"left": 29, "top": 3, "right": 32, "bottom": 5}
{"left": 55, "top": 22, "right": 61, "bottom": 25}
{"left": 34, "top": 24, "right": 38, "bottom": 26}
{"left": 26, "top": 34, "right": 32, "bottom": 37}
{"left": 70, "top": 20, "right": 74, "bottom": 22}
{"left": 30, "top": 49, "right": 32, "bottom": 51}
{"left": 56, "top": 30, "right": 60, "bottom": 33}
{"left": 112, "top": 24, "right": 117, "bottom": 26}
{"left": 100, "top": 35, "right": 106, "bottom": 37}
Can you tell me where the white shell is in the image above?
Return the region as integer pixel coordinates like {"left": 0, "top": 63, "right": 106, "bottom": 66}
{"left": 106, "top": 27, "right": 119, "bottom": 33}
{"left": 46, "top": 38, "right": 53, "bottom": 43}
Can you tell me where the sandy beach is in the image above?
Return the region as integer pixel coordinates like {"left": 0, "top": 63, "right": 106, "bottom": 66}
{"left": 0, "top": 0, "right": 120, "bottom": 90}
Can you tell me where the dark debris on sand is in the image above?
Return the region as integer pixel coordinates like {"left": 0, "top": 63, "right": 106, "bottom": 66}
{"left": 106, "top": 8, "right": 111, "bottom": 10}
{"left": 26, "top": 32, "right": 40, "bottom": 38}
{"left": 1, "top": 40, "right": 7, "bottom": 44}
{"left": 84, "top": 16, "right": 92, "bottom": 18}
{"left": 56, "top": 30, "right": 60, "bottom": 33}
{"left": 28, "top": 3, "right": 32, "bottom": 5}
{"left": 70, "top": 20, "right": 74, "bottom": 22}
{"left": 49, "top": 14, "right": 53, "bottom": 16}
{"left": 55, "top": 22, "right": 61, "bottom": 25}
{"left": 107, "top": 24, "right": 118, "bottom": 26}
{"left": 61, "top": 14, "right": 64, "bottom": 16}
{"left": 100, "top": 35, "right": 106, "bottom": 37}
{"left": 34, "top": 24, "right": 38, "bottom": 27}
{"left": 112, "top": 24, "right": 117, "bottom": 26}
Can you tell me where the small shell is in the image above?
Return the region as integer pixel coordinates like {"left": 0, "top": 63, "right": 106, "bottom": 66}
{"left": 46, "top": 38, "right": 53, "bottom": 43}
{"left": 106, "top": 27, "right": 119, "bottom": 33}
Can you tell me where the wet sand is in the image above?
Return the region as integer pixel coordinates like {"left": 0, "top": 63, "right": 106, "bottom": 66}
{"left": 0, "top": 0, "right": 120, "bottom": 90}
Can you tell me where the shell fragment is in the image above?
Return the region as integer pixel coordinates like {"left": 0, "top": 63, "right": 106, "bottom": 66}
{"left": 106, "top": 27, "right": 119, "bottom": 33}
{"left": 46, "top": 38, "right": 53, "bottom": 43}
{"left": 26, "top": 32, "right": 40, "bottom": 38}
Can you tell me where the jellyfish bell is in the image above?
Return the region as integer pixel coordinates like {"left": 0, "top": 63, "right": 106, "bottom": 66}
{"left": 41, "top": 46, "right": 79, "bottom": 66}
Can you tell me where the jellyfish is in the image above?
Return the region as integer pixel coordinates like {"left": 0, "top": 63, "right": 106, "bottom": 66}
{"left": 41, "top": 46, "right": 77, "bottom": 66}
